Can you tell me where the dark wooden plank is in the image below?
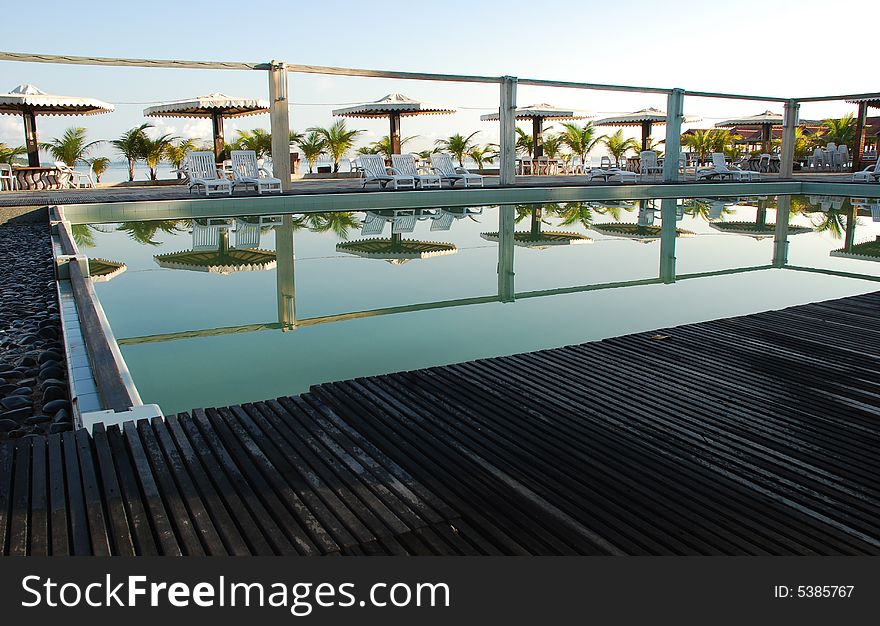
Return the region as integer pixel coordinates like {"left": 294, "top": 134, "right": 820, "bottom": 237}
{"left": 29, "top": 439, "right": 49, "bottom": 556}
{"left": 46, "top": 434, "right": 69, "bottom": 556}
{"left": 105, "top": 426, "right": 158, "bottom": 555}
{"left": 75, "top": 429, "right": 111, "bottom": 556}
{"left": 90, "top": 425, "right": 136, "bottom": 556}
{"left": 135, "top": 419, "right": 206, "bottom": 556}
{"left": 0, "top": 443, "right": 13, "bottom": 556}
{"left": 61, "top": 432, "right": 91, "bottom": 555}
{"left": 121, "top": 421, "right": 181, "bottom": 556}
{"left": 9, "top": 442, "right": 31, "bottom": 556}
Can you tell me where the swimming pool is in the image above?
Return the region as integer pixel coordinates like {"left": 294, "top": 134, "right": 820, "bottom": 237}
{"left": 73, "top": 194, "right": 880, "bottom": 414}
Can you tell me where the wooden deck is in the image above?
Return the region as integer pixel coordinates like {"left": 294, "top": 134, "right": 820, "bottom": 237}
{"left": 2, "top": 291, "right": 879, "bottom": 555}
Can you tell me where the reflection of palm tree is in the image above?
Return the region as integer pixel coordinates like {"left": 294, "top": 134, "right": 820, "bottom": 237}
{"left": 553, "top": 202, "right": 594, "bottom": 229}
{"left": 117, "top": 220, "right": 186, "bottom": 246}
{"left": 812, "top": 211, "right": 847, "bottom": 239}
{"left": 289, "top": 212, "right": 360, "bottom": 239}
{"left": 71, "top": 224, "right": 97, "bottom": 248}
{"left": 682, "top": 198, "right": 711, "bottom": 221}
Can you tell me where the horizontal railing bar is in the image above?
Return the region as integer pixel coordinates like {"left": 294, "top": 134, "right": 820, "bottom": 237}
{"left": 284, "top": 63, "right": 500, "bottom": 84}
{"left": 0, "top": 51, "right": 266, "bottom": 70}
{"left": 516, "top": 78, "right": 671, "bottom": 94}
{"left": 683, "top": 90, "right": 790, "bottom": 103}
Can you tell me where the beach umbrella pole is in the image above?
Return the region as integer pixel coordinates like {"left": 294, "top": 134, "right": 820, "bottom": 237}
{"left": 532, "top": 118, "right": 543, "bottom": 158}
{"left": 22, "top": 108, "right": 39, "bottom": 166}
{"left": 211, "top": 110, "right": 225, "bottom": 162}
{"left": 389, "top": 112, "right": 401, "bottom": 155}
{"left": 641, "top": 120, "right": 651, "bottom": 151}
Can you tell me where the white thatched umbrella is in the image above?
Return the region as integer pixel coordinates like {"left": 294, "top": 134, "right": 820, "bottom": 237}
{"left": 594, "top": 108, "right": 683, "bottom": 152}
{"left": 332, "top": 93, "right": 455, "bottom": 155}
{"left": 144, "top": 93, "right": 269, "bottom": 162}
{"left": 0, "top": 84, "right": 114, "bottom": 166}
{"left": 481, "top": 103, "right": 589, "bottom": 158}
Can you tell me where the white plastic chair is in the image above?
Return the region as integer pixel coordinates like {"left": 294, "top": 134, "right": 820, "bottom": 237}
{"left": 0, "top": 163, "right": 16, "bottom": 190}
{"left": 230, "top": 150, "right": 282, "bottom": 194}
{"left": 639, "top": 151, "right": 663, "bottom": 180}
{"left": 852, "top": 159, "right": 880, "bottom": 182}
{"left": 430, "top": 153, "right": 484, "bottom": 187}
{"left": 391, "top": 154, "right": 441, "bottom": 189}
{"left": 185, "top": 152, "right": 232, "bottom": 196}
{"left": 697, "top": 153, "right": 760, "bottom": 181}
{"left": 359, "top": 154, "right": 415, "bottom": 189}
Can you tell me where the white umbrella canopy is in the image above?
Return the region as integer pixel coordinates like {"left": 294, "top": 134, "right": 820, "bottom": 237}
{"left": 144, "top": 93, "right": 269, "bottom": 161}
{"left": 332, "top": 93, "right": 456, "bottom": 155}
{"left": 0, "top": 84, "right": 114, "bottom": 166}
{"left": 481, "top": 103, "right": 589, "bottom": 158}
{"left": 594, "top": 107, "right": 700, "bottom": 152}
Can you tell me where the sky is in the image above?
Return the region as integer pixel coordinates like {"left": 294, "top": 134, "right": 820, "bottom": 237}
{"left": 0, "top": 0, "right": 874, "bottom": 160}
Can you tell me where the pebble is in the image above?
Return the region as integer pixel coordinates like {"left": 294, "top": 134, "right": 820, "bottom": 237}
{"left": 0, "top": 222, "right": 70, "bottom": 438}
{"left": 43, "top": 399, "right": 70, "bottom": 415}
{"left": 52, "top": 409, "right": 71, "bottom": 424}
{"left": 49, "top": 423, "right": 72, "bottom": 434}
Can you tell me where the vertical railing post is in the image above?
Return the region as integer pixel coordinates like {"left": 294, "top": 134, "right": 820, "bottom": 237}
{"left": 659, "top": 198, "right": 677, "bottom": 282}
{"left": 499, "top": 76, "right": 517, "bottom": 186}
{"left": 269, "top": 60, "right": 292, "bottom": 191}
{"left": 779, "top": 99, "right": 799, "bottom": 179}
{"left": 773, "top": 195, "right": 791, "bottom": 268}
{"left": 497, "top": 205, "right": 515, "bottom": 302}
{"left": 662, "top": 88, "right": 684, "bottom": 182}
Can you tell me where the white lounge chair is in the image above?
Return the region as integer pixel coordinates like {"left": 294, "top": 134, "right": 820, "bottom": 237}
{"left": 696, "top": 153, "right": 760, "bottom": 181}
{"left": 639, "top": 151, "right": 663, "bottom": 180}
{"left": 391, "top": 154, "right": 441, "bottom": 189}
{"left": 230, "top": 150, "right": 282, "bottom": 194}
{"left": 852, "top": 159, "right": 880, "bottom": 183}
{"left": 0, "top": 163, "right": 16, "bottom": 190}
{"left": 186, "top": 152, "right": 232, "bottom": 196}
{"left": 360, "top": 154, "right": 415, "bottom": 189}
{"left": 430, "top": 153, "right": 484, "bottom": 187}
{"left": 586, "top": 166, "right": 638, "bottom": 183}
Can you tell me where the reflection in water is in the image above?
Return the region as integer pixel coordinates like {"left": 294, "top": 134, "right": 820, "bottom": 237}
{"left": 709, "top": 197, "right": 813, "bottom": 239}
{"left": 592, "top": 199, "right": 696, "bottom": 241}
{"left": 481, "top": 205, "right": 592, "bottom": 248}
{"left": 153, "top": 219, "right": 277, "bottom": 274}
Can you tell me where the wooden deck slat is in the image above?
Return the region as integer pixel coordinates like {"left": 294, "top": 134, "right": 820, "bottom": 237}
{"left": 105, "top": 426, "right": 159, "bottom": 555}
{"left": 91, "top": 425, "right": 136, "bottom": 556}
{"left": 46, "top": 434, "right": 69, "bottom": 556}
{"left": 28, "top": 439, "right": 48, "bottom": 556}
{"left": 0, "top": 443, "right": 13, "bottom": 556}
{"left": 75, "top": 429, "right": 111, "bottom": 556}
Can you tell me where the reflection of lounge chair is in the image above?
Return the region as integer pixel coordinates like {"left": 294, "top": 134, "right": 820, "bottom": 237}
{"left": 192, "top": 221, "right": 224, "bottom": 251}
{"left": 186, "top": 151, "right": 232, "bottom": 196}
{"left": 361, "top": 212, "right": 387, "bottom": 236}
{"left": 430, "top": 211, "right": 456, "bottom": 231}
{"left": 392, "top": 212, "right": 417, "bottom": 233}
{"left": 431, "top": 153, "right": 484, "bottom": 187}
{"left": 230, "top": 150, "right": 282, "bottom": 194}
{"left": 697, "top": 153, "right": 760, "bottom": 181}
{"left": 391, "top": 154, "right": 441, "bottom": 189}
{"left": 360, "top": 154, "right": 415, "bottom": 189}
{"left": 234, "top": 218, "right": 262, "bottom": 249}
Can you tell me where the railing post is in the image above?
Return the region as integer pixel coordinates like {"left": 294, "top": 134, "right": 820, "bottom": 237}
{"left": 662, "top": 88, "right": 684, "bottom": 182}
{"left": 269, "top": 60, "right": 292, "bottom": 190}
{"left": 780, "top": 99, "right": 799, "bottom": 179}
{"left": 499, "top": 76, "right": 517, "bottom": 185}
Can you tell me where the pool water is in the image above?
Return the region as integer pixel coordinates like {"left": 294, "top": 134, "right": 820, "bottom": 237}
{"left": 76, "top": 195, "right": 880, "bottom": 414}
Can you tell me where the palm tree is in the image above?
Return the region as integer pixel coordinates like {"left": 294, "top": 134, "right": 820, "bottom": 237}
{"left": 88, "top": 157, "right": 111, "bottom": 183}
{"left": 558, "top": 122, "right": 603, "bottom": 167}
{"left": 435, "top": 131, "right": 480, "bottom": 166}
{"left": 231, "top": 128, "right": 273, "bottom": 158}
{"left": 514, "top": 127, "right": 534, "bottom": 157}
{"left": 416, "top": 149, "right": 436, "bottom": 160}
{"left": 0, "top": 142, "right": 26, "bottom": 164}
{"left": 164, "top": 139, "right": 196, "bottom": 179}
{"left": 821, "top": 113, "right": 855, "bottom": 148}
{"left": 40, "top": 127, "right": 101, "bottom": 167}
{"left": 468, "top": 144, "right": 498, "bottom": 170}
{"left": 306, "top": 120, "right": 363, "bottom": 172}
{"left": 363, "top": 135, "right": 417, "bottom": 159}
{"left": 541, "top": 134, "right": 565, "bottom": 160}
{"left": 297, "top": 131, "right": 327, "bottom": 174}
{"left": 601, "top": 130, "right": 640, "bottom": 167}
{"left": 111, "top": 123, "right": 152, "bottom": 181}
{"left": 289, "top": 130, "right": 305, "bottom": 145}
{"left": 681, "top": 129, "right": 715, "bottom": 164}
{"left": 141, "top": 133, "right": 177, "bottom": 181}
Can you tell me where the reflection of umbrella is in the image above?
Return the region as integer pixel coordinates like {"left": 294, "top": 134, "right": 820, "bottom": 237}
{"left": 144, "top": 93, "right": 269, "bottom": 162}
{"left": 154, "top": 228, "right": 276, "bottom": 274}
{"left": 336, "top": 233, "right": 458, "bottom": 265}
{"left": 333, "top": 93, "right": 455, "bottom": 155}
{"left": 594, "top": 108, "right": 695, "bottom": 151}
{"left": 708, "top": 201, "right": 813, "bottom": 239}
{"left": 592, "top": 205, "right": 694, "bottom": 242}
{"left": 0, "top": 84, "right": 114, "bottom": 166}
{"left": 481, "top": 103, "right": 588, "bottom": 158}
{"left": 88, "top": 258, "right": 126, "bottom": 282}
{"left": 830, "top": 236, "right": 880, "bottom": 261}
{"left": 480, "top": 206, "right": 591, "bottom": 249}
